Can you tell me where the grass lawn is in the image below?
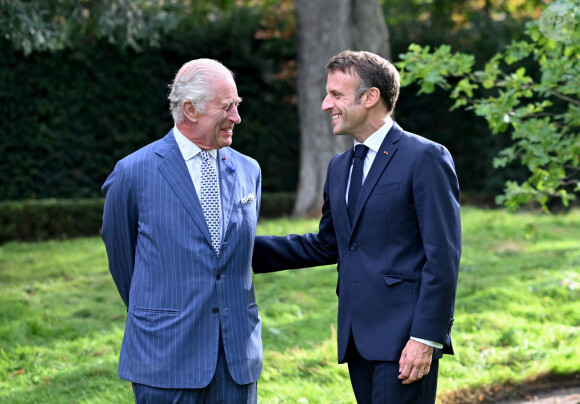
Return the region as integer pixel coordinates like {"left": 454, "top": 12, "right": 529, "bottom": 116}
{"left": 0, "top": 207, "right": 579, "bottom": 403}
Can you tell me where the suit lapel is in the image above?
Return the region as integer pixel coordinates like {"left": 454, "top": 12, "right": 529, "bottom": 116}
{"left": 351, "top": 123, "right": 402, "bottom": 228}
{"left": 155, "top": 132, "right": 214, "bottom": 248}
{"left": 217, "top": 147, "right": 237, "bottom": 237}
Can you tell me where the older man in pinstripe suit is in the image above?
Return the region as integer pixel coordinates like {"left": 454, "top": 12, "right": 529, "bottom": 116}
{"left": 102, "top": 59, "right": 262, "bottom": 403}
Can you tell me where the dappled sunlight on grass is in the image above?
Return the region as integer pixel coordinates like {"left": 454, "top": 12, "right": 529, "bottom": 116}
{"left": 0, "top": 208, "right": 579, "bottom": 403}
{"left": 437, "top": 208, "right": 580, "bottom": 402}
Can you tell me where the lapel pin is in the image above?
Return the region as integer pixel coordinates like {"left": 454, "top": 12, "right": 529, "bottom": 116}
{"left": 384, "top": 151, "right": 389, "bottom": 155}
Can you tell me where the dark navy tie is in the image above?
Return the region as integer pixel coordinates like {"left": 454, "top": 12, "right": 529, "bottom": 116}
{"left": 348, "top": 144, "right": 369, "bottom": 222}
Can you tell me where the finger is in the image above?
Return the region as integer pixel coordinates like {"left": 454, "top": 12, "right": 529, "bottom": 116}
{"left": 397, "top": 348, "right": 411, "bottom": 380}
{"left": 397, "top": 362, "right": 411, "bottom": 380}
{"left": 402, "top": 365, "right": 422, "bottom": 385}
{"left": 402, "top": 372, "right": 418, "bottom": 384}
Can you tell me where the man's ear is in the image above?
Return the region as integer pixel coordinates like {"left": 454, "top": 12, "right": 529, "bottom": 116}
{"left": 363, "top": 87, "right": 381, "bottom": 109}
{"left": 183, "top": 100, "right": 198, "bottom": 122}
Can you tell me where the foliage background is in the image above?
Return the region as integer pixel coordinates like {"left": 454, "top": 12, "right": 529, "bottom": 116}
{"left": 0, "top": 5, "right": 299, "bottom": 200}
{"left": 0, "top": 0, "right": 545, "bottom": 202}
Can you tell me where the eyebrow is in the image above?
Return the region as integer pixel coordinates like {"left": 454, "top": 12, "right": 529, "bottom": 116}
{"left": 222, "top": 97, "right": 242, "bottom": 108}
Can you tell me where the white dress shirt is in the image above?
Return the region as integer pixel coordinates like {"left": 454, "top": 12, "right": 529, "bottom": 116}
{"left": 345, "top": 117, "right": 443, "bottom": 350}
{"left": 345, "top": 116, "right": 394, "bottom": 201}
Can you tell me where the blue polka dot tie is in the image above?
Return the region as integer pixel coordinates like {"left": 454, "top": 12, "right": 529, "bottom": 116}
{"left": 199, "top": 150, "right": 221, "bottom": 254}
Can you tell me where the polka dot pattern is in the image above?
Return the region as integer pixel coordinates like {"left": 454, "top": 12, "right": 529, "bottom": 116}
{"left": 199, "top": 150, "right": 221, "bottom": 254}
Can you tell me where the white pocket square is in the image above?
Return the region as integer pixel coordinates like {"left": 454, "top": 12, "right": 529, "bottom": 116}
{"left": 240, "top": 193, "right": 255, "bottom": 205}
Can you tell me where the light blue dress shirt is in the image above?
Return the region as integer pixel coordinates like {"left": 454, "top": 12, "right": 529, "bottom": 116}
{"left": 174, "top": 126, "right": 223, "bottom": 243}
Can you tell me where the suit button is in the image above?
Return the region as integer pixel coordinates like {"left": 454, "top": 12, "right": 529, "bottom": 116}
{"left": 350, "top": 244, "right": 358, "bottom": 251}
{"left": 216, "top": 274, "right": 221, "bottom": 280}
{"left": 212, "top": 308, "right": 219, "bottom": 314}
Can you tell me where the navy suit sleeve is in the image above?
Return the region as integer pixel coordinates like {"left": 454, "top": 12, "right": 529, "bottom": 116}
{"left": 253, "top": 161, "right": 338, "bottom": 273}
{"left": 410, "top": 143, "right": 461, "bottom": 349}
{"left": 101, "top": 162, "right": 138, "bottom": 308}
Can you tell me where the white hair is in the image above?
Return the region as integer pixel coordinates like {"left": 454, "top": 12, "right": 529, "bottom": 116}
{"left": 168, "top": 59, "right": 236, "bottom": 125}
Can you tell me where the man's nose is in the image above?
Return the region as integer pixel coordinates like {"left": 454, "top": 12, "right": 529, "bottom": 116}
{"left": 321, "top": 95, "right": 332, "bottom": 111}
{"left": 230, "top": 105, "right": 241, "bottom": 124}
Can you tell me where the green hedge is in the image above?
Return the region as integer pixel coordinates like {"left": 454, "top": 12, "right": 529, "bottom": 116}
{"left": 260, "top": 192, "right": 295, "bottom": 218}
{"left": 0, "top": 193, "right": 295, "bottom": 244}
{"left": 0, "top": 6, "right": 299, "bottom": 201}
{"left": 0, "top": 199, "right": 105, "bottom": 244}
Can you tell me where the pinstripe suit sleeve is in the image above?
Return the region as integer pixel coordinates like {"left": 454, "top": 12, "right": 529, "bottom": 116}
{"left": 101, "top": 161, "right": 137, "bottom": 308}
{"left": 256, "top": 169, "right": 262, "bottom": 218}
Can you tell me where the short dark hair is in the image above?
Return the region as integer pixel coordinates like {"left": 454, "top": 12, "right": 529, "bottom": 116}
{"left": 326, "top": 50, "right": 400, "bottom": 113}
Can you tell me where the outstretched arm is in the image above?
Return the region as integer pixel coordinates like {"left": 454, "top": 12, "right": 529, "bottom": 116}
{"left": 253, "top": 164, "right": 338, "bottom": 273}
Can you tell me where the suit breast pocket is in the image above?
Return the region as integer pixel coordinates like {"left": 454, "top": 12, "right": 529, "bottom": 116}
{"left": 371, "top": 182, "right": 400, "bottom": 196}
{"left": 239, "top": 199, "right": 257, "bottom": 222}
{"left": 227, "top": 195, "right": 258, "bottom": 245}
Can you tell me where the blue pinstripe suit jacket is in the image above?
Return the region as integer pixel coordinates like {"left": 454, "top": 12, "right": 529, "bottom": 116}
{"left": 101, "top": 130, "right": 262, "bottom": 388}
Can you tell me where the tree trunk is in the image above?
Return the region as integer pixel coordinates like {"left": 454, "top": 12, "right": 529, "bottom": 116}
{"left": 292, "top": 0, "right": 391, "bottom": 217}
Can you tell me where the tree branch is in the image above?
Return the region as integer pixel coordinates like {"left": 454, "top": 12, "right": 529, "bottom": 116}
{"left": 550, "top": 90, "right": 580, "bottom": 106}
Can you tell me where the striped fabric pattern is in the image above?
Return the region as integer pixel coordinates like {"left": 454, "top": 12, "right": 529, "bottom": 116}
{"left": 101, "top": 130, "right": 263, "bottom": 388}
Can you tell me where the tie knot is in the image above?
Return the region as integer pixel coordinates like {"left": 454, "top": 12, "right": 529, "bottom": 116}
{"left": 354, "top": 144, "right": 369, "bottom": 159}
{"left": 199, "top": 149, "right": 211, "bottom": 162}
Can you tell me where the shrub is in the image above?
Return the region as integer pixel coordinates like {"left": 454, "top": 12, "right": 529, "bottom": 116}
{"left": 260, "top": 192, "right": 295, "bottom": 218}
{"left": 0, "top": 199, "right": 104, "bottom": 244}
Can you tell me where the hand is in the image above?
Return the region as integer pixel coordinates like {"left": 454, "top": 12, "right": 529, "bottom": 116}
{"left": 398, "top": 339, "right": 433, "bottom": 384}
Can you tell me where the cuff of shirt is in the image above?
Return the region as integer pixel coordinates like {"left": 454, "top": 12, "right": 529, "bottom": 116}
{"left": 410, "top": 337, "right": 443, "bottom": 349}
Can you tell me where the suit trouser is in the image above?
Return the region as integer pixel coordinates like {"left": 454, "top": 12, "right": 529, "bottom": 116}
{"left": 132, "top": 331, "right": 257, "bottom": 404}
{"left": 346, "top": 333, "right": 439, "bottom": 404}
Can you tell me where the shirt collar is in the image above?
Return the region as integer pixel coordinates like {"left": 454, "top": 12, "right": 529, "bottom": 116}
{"left": 173, "top": 126, "right": 218, "bottom": 160}
{"left": 353, "top": 116, "right": 393, "bottom": 153}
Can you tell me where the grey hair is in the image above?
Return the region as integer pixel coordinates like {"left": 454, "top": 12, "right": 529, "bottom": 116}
{"left": 168, "top": 59, "right": 236, "bottom": 125}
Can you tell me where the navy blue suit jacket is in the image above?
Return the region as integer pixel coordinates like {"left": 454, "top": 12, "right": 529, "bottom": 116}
{"left": 253, "top": 122, "right": 461, "bottom": 363}
{"left": 102, "top": 130, "right": 262, "bottom": 388}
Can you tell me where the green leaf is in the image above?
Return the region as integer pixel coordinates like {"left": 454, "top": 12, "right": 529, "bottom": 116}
{"left": 505, "top": 41, "right": 533, "bottom": 64}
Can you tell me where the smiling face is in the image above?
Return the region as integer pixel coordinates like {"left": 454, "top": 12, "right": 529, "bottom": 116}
{"left": 321, "top": 70, "right": 371, "bottom": 141}
{"left": 191, "top": 75, "right": 241, "bottom": 150}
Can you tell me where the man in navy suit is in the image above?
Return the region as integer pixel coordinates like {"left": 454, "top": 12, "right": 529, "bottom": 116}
{"left": 102, "top": 59, "right": 262, "bottom": 403}
{"left": 252, "top": 50, "right": 461, "bottom": 403}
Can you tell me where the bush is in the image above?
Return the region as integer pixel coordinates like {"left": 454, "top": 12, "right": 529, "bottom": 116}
{"left": 0, "top": 199, "right": 104, "bottom": 244}
{"left": 260, "top": 192, "right": 295, "bottom": 218}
